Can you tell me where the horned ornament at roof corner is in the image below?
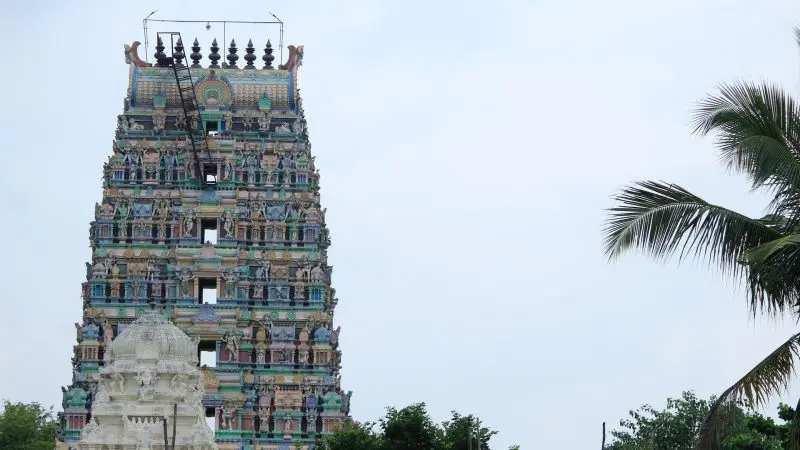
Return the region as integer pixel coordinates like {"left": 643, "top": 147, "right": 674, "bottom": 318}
{"left": 123, "top": 41, "right": 152, "bottom": 67}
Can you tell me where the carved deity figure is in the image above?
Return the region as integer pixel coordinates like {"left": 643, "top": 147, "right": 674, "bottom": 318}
{"left": 222, "top": 210, "right": 235, "bottom": 238}
{"left": 257, "top": 383, "right": 274, "bottom": 416}
{"left": 152, "top": 112, "right": 166, "bottom": 133}
{"left": 281, "top": 347, "right": 292, "bottom": 363}
{"left": 221, "top": 266, "right": 239, "bottom": 298}
{"left": 251, "top": 200, "right": 265, "bottom": 220}
{"left": 174, "top": 112, "right": 186, "bottom": 131}
{"left": 223, "top": 159, "right": 233, "bottom": 180}
{"left": 104, "top": 319, "right": 114, "bottom": 341}
{"left": 298, "top": 347, "right": 309, "bottom": 365}
{"left": 253, "top": 283, "right": 264, "bottom": 299}
{"left": 109, "top": 280, "right": 121, "bottom": 298}
{"left": 135, "top": 367, "right": 156, "bottom": 401}
{"left": 170, "top": 373, "right": 188, "bottom": 395}
{"left": 255, "top": 341, "right": 267, "bottom": 364}
{"left": 178, "top": 268, "right": 194, "bottom": 298}
{"left": 224, "top": 112, "right": 233, "bottom": 131}
{"left": 116, "top": 198, "right": 131, "bottom": 220}
{"left": 128, "top": 117, "right": 144, "bottom": 130}
{"left": 117, "top": 116, "right": 129, "bottom": 134}
{"left": 293, "top": 119, "right": 305, "bottom": 137}
{"left": 223, "top": 330, "right": 240, "bottom": 361}
{"left": 182, "top": 208, "right": 196, "bottom": 237}
{"left": 130, "top": 277, "right": 142, "bottom": 300}
{"left": 295, "top": 264, "right": 311, "bottom": 283}
{"left": 111, "top": 371, "right": 125, "bottom": 393}
{"left": 284, "top": 416, "right": 294, "bottom": 433}
{"left": 310, "top": 264, "right": 326, "bottom": 283}
{"left": 256, "top": 255, "right": 270, "bottom": 281}
{"left": 221, "top": 405, "right": 234, "bottom": 430}
{"left": 299, "top": 325, "right": 310, "bottom": 343}
{"left": 258, "top": 111, "right": 272, "bottom": 130}
{"left": 242, "top": 110, "right": 255, "bottom": 131}
{"left": 155, "top": 200, "right": 170, "bottom": 219}
{"left": 157, "top": 223, "right": 167, "bottom": 239}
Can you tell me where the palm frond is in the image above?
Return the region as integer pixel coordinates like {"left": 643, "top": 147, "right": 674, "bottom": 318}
{"left": 696, "top": 332, "right": 800, "bottom": 449}
{"left": 794, "top": 26, "right": 800, "bottom": 50}
{"left": 604, "top": 181, "right": 782, "bottom": 276}
{"left": 691, "top": 81, "right": 800, "bottom": 211}
{"left": 741, "top": 234, "right": 800, "bottom": 315}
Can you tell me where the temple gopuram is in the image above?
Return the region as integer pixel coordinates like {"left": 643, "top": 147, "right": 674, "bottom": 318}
{"left": 59, "top": 33, "right": 350, "bottom": 450}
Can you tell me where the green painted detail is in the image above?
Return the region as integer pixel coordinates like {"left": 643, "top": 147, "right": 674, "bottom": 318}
{"left": 215, "top": 430, "right": 243, "bottom": 439}
{"left": 218, "top": 385, "right": 243, "bottom": 393}
{"left": 258, "top": 92, "right": 272, "bottom": 110}
{"left": 287, "top": 311, "right": 296, "bottom": 320}
{"left": 66, "top": 387, "right": 88, "bottom": 409}
{"left": 153, "top": 91, "right": 167, "bottom": 109}
{"left": 200, "top": 111, "right": 225, "bottom": 121}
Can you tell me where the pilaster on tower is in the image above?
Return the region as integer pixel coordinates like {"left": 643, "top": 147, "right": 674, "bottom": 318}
{"left": 62, "top": 31, "right": 349, "bottom": 449}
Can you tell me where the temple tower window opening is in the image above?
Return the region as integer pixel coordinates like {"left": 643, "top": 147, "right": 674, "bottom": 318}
{"left": 198, "top": 277, "right": 217, "bottom": 305}
{"left": 201, "top": 218, "right": 217, "bottom": 245}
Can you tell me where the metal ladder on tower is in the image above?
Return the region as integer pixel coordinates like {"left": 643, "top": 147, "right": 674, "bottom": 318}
{"left": 156, "top": 32, "right": 213, "bottom": 186}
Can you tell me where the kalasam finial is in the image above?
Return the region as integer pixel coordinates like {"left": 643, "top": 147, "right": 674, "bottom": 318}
{"left": 263, "top": 40, "right": 275, "bottom": 70}
{"left": 244, "top": 39, "right": 256, "bottom": 70}
{"left": 209, "top": 38, "right": 221, "bottom": 68}
{"left": 190, "top": 38, "right": 202, "bottom": 68}
{"left": 226, "top": 39, "right": 239, "bottom": 69}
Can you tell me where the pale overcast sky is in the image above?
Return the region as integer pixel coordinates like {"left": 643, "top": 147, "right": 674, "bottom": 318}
{"left": 3, "top": 1, "right": 800, "bottom": 448}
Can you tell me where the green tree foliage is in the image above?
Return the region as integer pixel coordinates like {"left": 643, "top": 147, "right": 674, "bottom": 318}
{"left": 605, "top": 391, "right": 795, "bottom": 449}
{"left": 316, "top": 403, "right": 516, "bottom": 450}
{"left": 315, "top": 421, "right": 383, "bottom": 450}
{"left": 603, "top": 27, "right": 800, "bottom": 448}
{"left": 380, "top": 403, "right": 444, "bottom": 450}
{"left": 440, "top": 411, "right": 498, "bottom": 450}
{"left": 0, "top": 401, "right": 58, "bottom": 450}
{"left": 606, "top": 391, "right": 714, "bottom": 450}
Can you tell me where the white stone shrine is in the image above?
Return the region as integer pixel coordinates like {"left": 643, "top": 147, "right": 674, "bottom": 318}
{"left": 77, "top": 308, "right": 217, "bottom": 449}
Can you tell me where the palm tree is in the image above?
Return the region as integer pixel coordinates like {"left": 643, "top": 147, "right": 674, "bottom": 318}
{"left": 603, "top": 29, "right": 800, "bottom": 449}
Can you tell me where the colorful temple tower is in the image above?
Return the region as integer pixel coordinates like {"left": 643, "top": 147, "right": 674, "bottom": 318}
{"left": 60, "top": 33, "right": 350, "bottom": 449}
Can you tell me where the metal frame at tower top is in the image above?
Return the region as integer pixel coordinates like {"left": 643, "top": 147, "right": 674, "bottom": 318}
{"left": 142, "top": 12, "right": 285, "bottom": 66}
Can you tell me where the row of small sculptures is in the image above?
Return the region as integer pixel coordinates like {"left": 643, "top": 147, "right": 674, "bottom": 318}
{"left": 117, "top": 111, "right": 305, "bottom": 135}
{"left": 87, "top": 255, "right": 329, "bottom": 283}
{"left": 96, "top": 194, "right": 321, "bottom": 222}
{"left": 112, "top": 136, "right": 310, "bottom": 158}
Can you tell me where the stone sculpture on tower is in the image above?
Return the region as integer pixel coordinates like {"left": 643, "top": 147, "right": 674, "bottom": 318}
{"left": 59, "top": 32, "right": 350, "bottom": 450}
{"left": 77, "top": 308, "right": 217, "bottom": 449}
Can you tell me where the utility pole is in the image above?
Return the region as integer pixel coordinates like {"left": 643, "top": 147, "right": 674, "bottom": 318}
{"left": 162, "top": 404, "right": 178, "bottom": 450}
{"left": 468, "top": 423, "right": 479, "bottom": 450}
{"left": 162, "top": 416, "right": 168, "bottom": 449}
{"left": 171, "top": 403, "right": 177, "bottom": 450}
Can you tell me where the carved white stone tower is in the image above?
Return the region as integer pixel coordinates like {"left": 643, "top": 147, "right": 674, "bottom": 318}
{"left": 78, "top": 308, "right": 217, "bottom": 449}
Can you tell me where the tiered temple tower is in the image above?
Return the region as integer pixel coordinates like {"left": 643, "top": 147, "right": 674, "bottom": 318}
{"left": 60, "top": 35, "right": 350, "bottom": 450}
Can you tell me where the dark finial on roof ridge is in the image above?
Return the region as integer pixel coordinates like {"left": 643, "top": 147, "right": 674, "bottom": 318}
{"left": 226, "top": 39, "right": 239, "bottom": 69}
{"left": 209, "top": 38, "right": 221, "bottom": 68}
{"left": 244, "top": 39, "right": 257, "bottom": 70}
{"left": 190, "top": 38, "right": 202, "bottom": 68}
{"left": 263, "top": 39, "right": 275, "bottom": 70}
